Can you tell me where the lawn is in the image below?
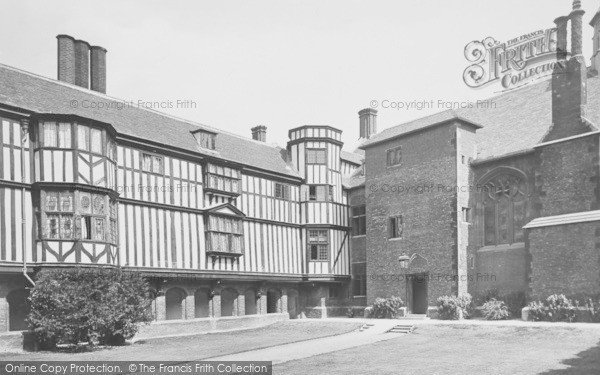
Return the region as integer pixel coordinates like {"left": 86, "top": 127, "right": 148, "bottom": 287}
{"left": 275, "top": 324, "right": 600, "bottom": 375}
{"left": 0, "top": 321, "right": 360, "bottom": 361}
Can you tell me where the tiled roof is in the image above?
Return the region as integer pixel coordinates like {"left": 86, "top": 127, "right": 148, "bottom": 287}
{"left": 360, "top": 73, "right": 600, "bottom": 161}
{"left": 0, "top": 64, "right": 301, "bottom": 178}
{"left": 340, "top": 150, "right": 363, "bottom": 165}
{"left": 342, "top": 165, "right": 365, "bottom": 189}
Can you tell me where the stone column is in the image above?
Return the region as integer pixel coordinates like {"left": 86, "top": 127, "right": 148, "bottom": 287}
{"left": 211, "top": 292, "right": 221, "bottom": 318}
{"left": 258, "top": 289, "right": 268, "bottom": 314}
{"left": 155, "top": 292, "right": 166, "bottom": 321}
{"left": 185, "top": 293, "right": 195, "bottom": 320}
{"left": 280, "top": 289, "right": 289, "bottom": 314}
{"left": 0, "top": 296, "right": 8, "bottom": 332}
{"left": 237, "top": 293, "right": 246, "bottom": 316}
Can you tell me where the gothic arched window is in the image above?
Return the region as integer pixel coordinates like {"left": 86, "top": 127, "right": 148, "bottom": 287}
{"left": 481, "top": 172, "right": 528, "bottom": 246}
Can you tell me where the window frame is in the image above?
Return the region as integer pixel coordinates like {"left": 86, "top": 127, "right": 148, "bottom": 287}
{"left": 274, "top": 182, "right": 290, "bottom": 200}
{"left": 140, "top": 152, "right": 164, "bottom": 174}
{"left": 386, "top": 146, "right": 402, "bottom": 167}
{"left": 389, "top": 215, "right": 403, "bottom": 239}
{"left": 306, "top": 148, "right": 327, "bottom": 165}
{"left": 205, "top": 214, "right": 244, "bottom": 254}
{"left": 308, "top": 229, "right": 329, "bottom": 261}
{"left": 351, "top": 205, "right": 367, "bottom": 236}
{"left": 307, "top": 185, "right": 333, "bottom": 202}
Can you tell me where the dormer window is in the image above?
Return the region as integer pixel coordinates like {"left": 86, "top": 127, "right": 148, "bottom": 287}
{"left": 193, "top": 129, "right": 217, "bottom": 150}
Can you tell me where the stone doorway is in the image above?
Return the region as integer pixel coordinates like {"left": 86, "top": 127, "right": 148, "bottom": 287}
{"left": 407, "top": 273, "right": 428, "bottom": 314}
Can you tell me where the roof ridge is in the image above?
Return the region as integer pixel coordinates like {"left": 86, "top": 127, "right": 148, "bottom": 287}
{"left": 0, "top": 63, "right": 286, "bottom": 151}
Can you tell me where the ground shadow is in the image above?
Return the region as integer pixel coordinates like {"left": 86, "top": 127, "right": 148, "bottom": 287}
{"left": 539, "top": 340, "right": 600, "bottom": 374}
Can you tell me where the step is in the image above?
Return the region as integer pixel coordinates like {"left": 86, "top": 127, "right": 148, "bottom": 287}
{"left": 386, "top": 324, "right": 415, "bottom": 334}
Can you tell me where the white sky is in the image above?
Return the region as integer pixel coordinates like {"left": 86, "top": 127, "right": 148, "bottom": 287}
{"left": 1, "top": 0, "right": 599, "bottom": 151}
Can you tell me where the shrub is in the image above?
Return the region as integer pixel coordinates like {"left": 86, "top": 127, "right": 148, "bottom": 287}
{"left": 545, "top": 294, "right": 576, "bottom": 322}
{"left": 503, "top": 291, "right": 526, "bottom": 318}
{"left": 482, "top": 299, "right": 510, "bottom": 320}
{"left": 527, "top": 301, "right": 546, "bottom": 321}
{"left": 436, "top": 293, "right": 472, "bottom": 320}
{"left": 28, "top": 267, "right": 153, "bottom": 349}
{"left": 367, "top": 297, "right": 405, "bottom": 319}
{"left": 583, "top": 299, "right": 600, "bottom": 323}
{"left": 526, "top": 294, "right": 576, "bottom": 322}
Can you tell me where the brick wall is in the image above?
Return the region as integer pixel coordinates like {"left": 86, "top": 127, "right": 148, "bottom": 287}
{"left": 365, "top": 123, "right": 463, "bottom": 307}
{"left": 528, "top": 222, "right": 600, "bottom": 299}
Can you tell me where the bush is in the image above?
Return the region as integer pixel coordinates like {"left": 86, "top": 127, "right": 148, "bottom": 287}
{"left": 526, "top": 294, "right": 576, "bottom": 322}
{"left": 28, "top": 267, "right": 153, "bottom": 349}
{"left": 545, "top": 294, "right": 576, "bottom": 322}
{"left": 436, "top": 293, "right": 472, "bottom": 320}
{"left": 583, "top": 299, "right": 600, "bottom": 323}
{"left": 503, "top": 291, "right": 526, "bottom": 318}
{"left": 527, "top": 300, "right": 546, "bottom": 321}
{"left": 482, "top": 299, "right": 510, "bottom": 320}
{"left": 476, "top": 290, "right": 526, "bottom": 318}
{"left": 367, "top": 297, "right": 405, "bottom": 319}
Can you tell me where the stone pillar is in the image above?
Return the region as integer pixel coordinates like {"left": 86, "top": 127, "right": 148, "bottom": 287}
{"left": 280, "top": 289, "right": 289, "bottom": 314}
{"left": 0, "top": 295, "right": 8, "bottom": 332}
{"left": 258, "top": 289, "right": 268, "bottom": 314}
{"left": 155, "top": 292, "right": 166, "bottom": 321}
{"left": 320, "top": 295, "right": 328, "bottom": 319}
{"left": 185, "top": 293, "right": 195, "bottom": 320}
{"left": 211, "top": 293, "right": 221, "bottom": 318}
{"left": 237, "top": 293, "right": 246, "bottom": 316}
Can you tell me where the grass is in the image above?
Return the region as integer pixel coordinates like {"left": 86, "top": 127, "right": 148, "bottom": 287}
{"left": 274, "top": 324, "right": 600, "bottom": 375}
{"left": 0, "top": 321, "right": 359, "bottom": 361}
{"left": 3, "top": 321, "right": 600, "bottom": 374}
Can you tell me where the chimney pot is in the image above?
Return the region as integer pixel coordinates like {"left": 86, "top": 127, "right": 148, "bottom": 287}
{"left": 90, "top": 46, "right": 107, "bottom": 94}
{"left": 358, "top": 108, "right": 378, "bottom": 140}
{"left": 251, "top": 125, "right": 267, "bottom": 142}
{"left": 74, "top": 39, "right": 90, "bottom": 89}
{"left": 57, "top": 35, "right": 76, "bottom": 84}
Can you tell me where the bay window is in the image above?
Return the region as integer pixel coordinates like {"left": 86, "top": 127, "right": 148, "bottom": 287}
{"left": 206, "top": 215, "right": 244, "bottom": 254}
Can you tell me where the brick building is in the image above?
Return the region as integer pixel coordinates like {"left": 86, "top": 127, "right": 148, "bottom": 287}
{"left": 360, "top": 2, "right": 600, "bottom": 313}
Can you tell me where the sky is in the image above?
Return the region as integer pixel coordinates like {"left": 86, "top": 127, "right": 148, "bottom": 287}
{"left": 1, "top": 0, "right": 599, "bottom": 151}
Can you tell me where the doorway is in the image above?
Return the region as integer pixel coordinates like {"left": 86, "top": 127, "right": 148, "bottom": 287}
{"left": 407, "top": 273, "right": 428, "bottom": 314}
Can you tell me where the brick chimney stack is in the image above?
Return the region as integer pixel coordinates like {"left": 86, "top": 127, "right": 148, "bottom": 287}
{"left": 56, "top": 35, "right": 107, "bottom": 93}
{"left": 90, "top": 46, "right": 107, "bottom": 94}
{"left": 358, "top": 108, "right": 377, "bottom": 140}
{"left": 74, "top": 39, "right": 90, "bottom": 89}
{"left": 546, "top": 1, "right": 589, "bottom": 142}
{"left": 251, "top": 126, "right": 267, "bottom": 142}
{"left": 57, "top": 35, "right": 76, "bottom": 85}
{"left": 589, "top": 6, "right": 600, "bottom": 73}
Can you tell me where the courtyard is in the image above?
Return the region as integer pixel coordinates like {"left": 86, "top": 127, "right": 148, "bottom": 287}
{"left": 1, "top": 319, "right": 599, "bottom": 374}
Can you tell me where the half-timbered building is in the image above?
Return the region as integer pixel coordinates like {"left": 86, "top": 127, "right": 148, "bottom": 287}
{"left": 0, "top": 35, "right": 367, "bottom": 330}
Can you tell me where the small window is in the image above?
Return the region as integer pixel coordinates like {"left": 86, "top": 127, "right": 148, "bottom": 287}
{"left": 308, "top": 229, "right": 328, "bottom": 261}
{"left": 386, "top": 146, "right": 402, "bottom": 167}
{"left": 462, "top": 207, "right": 471, "bottom": 223}
{"left": 58, "top": 123, "right": 72, "bottom": 148}
{"left": 194, "top": 130, "right": 216, "bottom": 150}
{"left": 389, "top": 215, "right": 403, "bottom": 239}
{"left": 90, "top": 128, "right": 102, "bottom": 154}
{"left": 43, "top": 122, "right": 58, "bottom": 147}
{"left": 351, "top": 205, "right": 366, "bottom": 236}
{"left": 306, "top": 149, "right": 327, "bottom": 164}
{"left": 78, "top": 125, "right": 90, "bottom": 151}
{"left": 308, "top": 185, "right": 333, "bottom": 202}
{"left": 275, "top": 183, "right": 290, "bottom": 200}
{"left": 141, "top": 153, "right": 164, "bottom": 174}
